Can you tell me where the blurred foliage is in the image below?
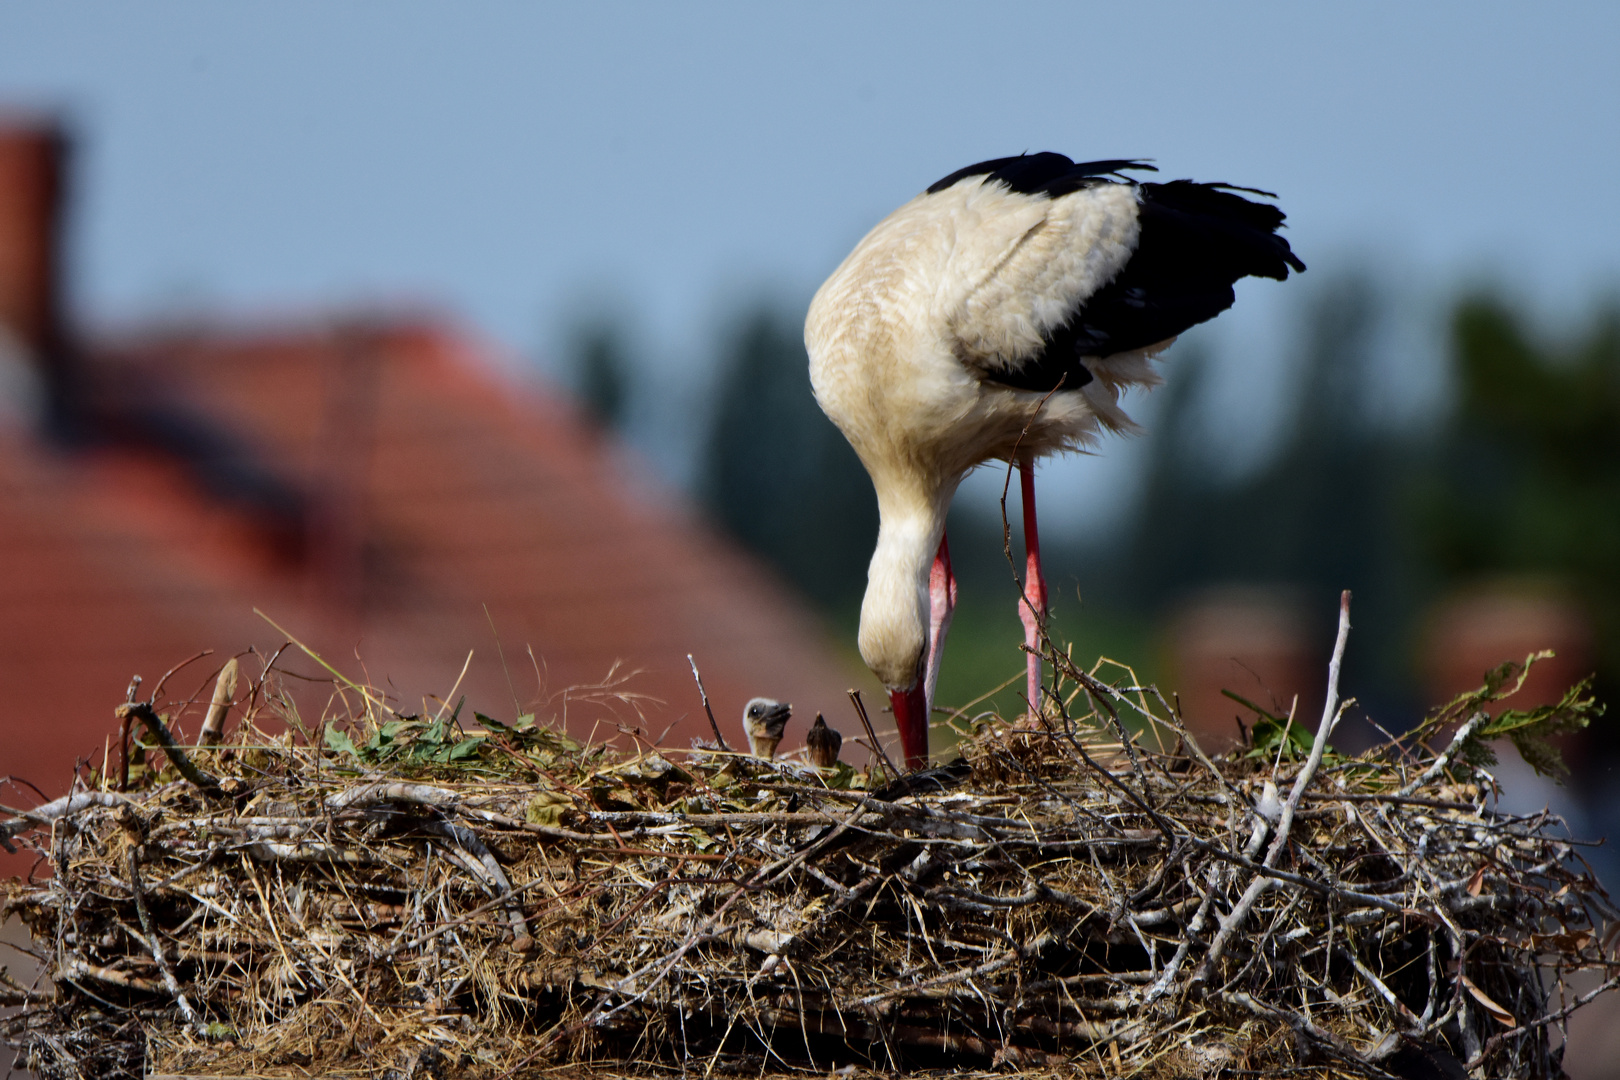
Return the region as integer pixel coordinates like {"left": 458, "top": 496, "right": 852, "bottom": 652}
{"left": 1103, "top": 274, "right": 1423, "bottom": 710}
{"left": 1420, "top": 296, "right": 1620, "bottom": 680}
{"left": 700, "top": 305, "right": 877, "bottom": 608}
{"left": 569, "top": 319, "right": 631, "bottom": 428}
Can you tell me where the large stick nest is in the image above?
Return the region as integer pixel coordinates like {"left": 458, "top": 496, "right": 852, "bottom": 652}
{"left": 2, "top": 619, "right": 1616, "bottom": 1080}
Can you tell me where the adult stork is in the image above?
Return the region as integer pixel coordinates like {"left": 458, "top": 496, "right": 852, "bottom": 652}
{"left": 806, "top": 153, "right": 1304, "bottom": 769}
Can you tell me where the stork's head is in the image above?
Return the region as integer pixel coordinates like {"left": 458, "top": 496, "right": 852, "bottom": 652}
{"left": 857, "top": 579, "right": 928, "bottom": 693}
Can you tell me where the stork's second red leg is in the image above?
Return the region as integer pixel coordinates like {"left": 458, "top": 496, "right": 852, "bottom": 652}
{"left": 924, "top": 533, "right": 957, "bottom": 712}
{"left": 1019, "top": 460, "right": 1047, "bottom": 714}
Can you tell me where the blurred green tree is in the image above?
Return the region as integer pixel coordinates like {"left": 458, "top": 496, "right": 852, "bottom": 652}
{"left": 701, "top": 304, "right": 877, "bottom": 609}
{"left": 1113, "top": 274, "right": 1420, "bottom": 702}
{"left": 569, "top": 319, "right": 630, "bottom": 429}
{"left": 1421, "top": 296, "right": 1620, "bottom": 684}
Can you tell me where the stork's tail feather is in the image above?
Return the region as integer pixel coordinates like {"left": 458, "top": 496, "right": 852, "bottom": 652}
{"left": 1086, "top": 342, "right": 1171, "bottom": 391}
{"left": 1074, "top": 341, "right": 1174, "bottom": 434}
{"left": 1077, "top": 371, "right": 1138, "bottom": 435}
{"left": 1139, "top": 180, "right": 1306, "bottom": 281}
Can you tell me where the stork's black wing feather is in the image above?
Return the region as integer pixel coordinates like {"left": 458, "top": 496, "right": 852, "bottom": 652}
{"left": 927, "top": 153, "right": 1157, "bottom": 198}
{"left": 985, "top": 178, "right": 1306, "bottom": 393}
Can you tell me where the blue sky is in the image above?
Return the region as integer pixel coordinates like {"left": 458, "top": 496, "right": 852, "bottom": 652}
{"left": 3, "top": 2, "right": 1617, "bottom": 529}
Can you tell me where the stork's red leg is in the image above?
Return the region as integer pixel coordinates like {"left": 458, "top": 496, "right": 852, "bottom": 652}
{"left": 924, "top": 533, "right": 957, "bottom": 712}
{"left": 1018, "top": 460, "right": 1047, "bottom": 715}
{"left": 890, "top": 535, "right": 956, "bottom": 772}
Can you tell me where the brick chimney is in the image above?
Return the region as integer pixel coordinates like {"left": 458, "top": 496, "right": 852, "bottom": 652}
{"left": 0, "top": 120, "right": 75, "bottom": 433}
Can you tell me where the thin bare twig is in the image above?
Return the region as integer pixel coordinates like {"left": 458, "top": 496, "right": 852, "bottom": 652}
{"left": 687, "top": 654, "right": 731, "bottom": 752}
{"left": 115, "top": 702, "right": 226, "bottom": 799}
{"left": 1193, "top": 590, "right": 1352, "bottom": 992}
{"left": 848, "top": 688, "right": 899, "bottom": 776}
{"left": 1398, "top": 710, "right": 1489, "bottom": 797}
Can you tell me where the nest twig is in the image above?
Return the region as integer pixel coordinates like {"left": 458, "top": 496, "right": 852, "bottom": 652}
{"left": 2, "top": 601, "right": 1615, "bottom": 1080}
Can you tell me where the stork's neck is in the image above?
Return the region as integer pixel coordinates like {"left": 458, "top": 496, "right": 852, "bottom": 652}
{"left": 858, "top": 477, "right": 955, "bottom": 690}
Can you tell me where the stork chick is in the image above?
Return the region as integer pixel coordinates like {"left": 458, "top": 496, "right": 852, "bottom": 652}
{"left": 743, "top": 697, "right": 791, "bottom": 759}
{"left": 807, "top": 153, "right": 1304, "bottom": 769}
{"left": 805, "top": 713, "right": 842, "bottom": 769}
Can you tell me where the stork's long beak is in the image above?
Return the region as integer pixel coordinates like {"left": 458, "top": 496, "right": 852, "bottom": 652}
{"left": 889, "top": 685, "right": 929, "bottom": 771}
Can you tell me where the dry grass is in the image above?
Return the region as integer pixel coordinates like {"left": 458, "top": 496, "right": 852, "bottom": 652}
{"left": 1, "top": 608, "right": 1615, "bottom": 1079}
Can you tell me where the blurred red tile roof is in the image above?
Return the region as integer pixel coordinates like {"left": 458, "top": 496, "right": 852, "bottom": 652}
{"left": 1, "top": 318, "right": 864, "bottom": 785}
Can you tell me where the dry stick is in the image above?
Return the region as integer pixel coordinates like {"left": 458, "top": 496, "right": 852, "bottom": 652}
{"left": 148, "top": 648, "right": 214, "bottom": 707}
{"left": 198, "top": 656, "right": 240, "bottom": 746}
{"left": 1220, "top": 990, "right": 1365, "bottom": 1066}
{"left": 1468, "top": 972, "right": 1620, "bottom": 1069}
{"left": 0, "top": 792, "right": 132, "bottom": 843}
{"left": 241, "top": 641, "right": 291, "bottom": 728}
{"left": 852, "top": 947, "right": 1026, "bottom": 1008}
{"left": 1191, "top": 589, "right": 1352, "bottom": 994}
{"left": 1188, "top": 844, "right": 1404, "bottom": 914}
{"left": 55, "top": 955, "right": 158, "bottom": 994}
{"left": 1397, "top": 710, "right": 1489, "bottom": 797}
{"left": 686, "top": 655, "right": 731, "bottom": 752}
{"left": 1060, "top": 664, "right": 1158, "bottom": 813}
{"left": 377, "top": 866, "right": 623, "bottom": 962}
{"left": 1142, "top": 863, "right": 1227, "bottom": 1005}
{"left": 117, "top": 675, "right": 141, "bottom": 791}
{"left": 848, "top": 688, "right": 899, "bottom": 776}
{"left": 1302, "top": 790, "right": 1480, "bottom": 811}
{"left": 418, "top": 819, "right": 532, "bottom": 950}
{"left": 127, "top": 846, "right": 210, "bottom": 1037}
{"left": 0, "top": 970, "right": 54, "bottom": 1007}
{"left": 255, "top": 608, "right": 390, "bottom": 713}
{"left": 1345, "top": 945, "right": 1423, "bottom": 1031}
{"left": 1011, "top": 660, "right": 1184, "bottom": 846}
{"left": 1068, "top": 663, "right": 1251, "bottom": 817}
{"left": 115, "top": 702, "right": 227, "bottom": 800}
{"left": 1046, "top": 709, "right": 1180, "bottom": 842}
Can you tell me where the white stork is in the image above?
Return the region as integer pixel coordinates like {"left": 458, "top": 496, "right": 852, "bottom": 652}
{"left": 806, "top": 153, "right": 1304, "bottom": 769}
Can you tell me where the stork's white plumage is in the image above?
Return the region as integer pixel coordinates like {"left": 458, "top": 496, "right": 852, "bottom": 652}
{"left": 806, "top": 154, "right": 1304, "bottom": 769}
